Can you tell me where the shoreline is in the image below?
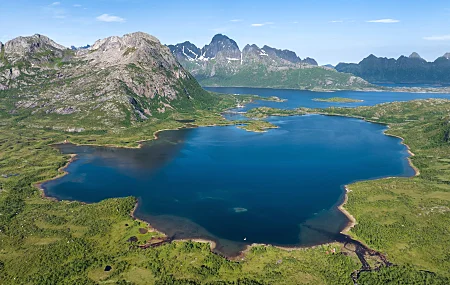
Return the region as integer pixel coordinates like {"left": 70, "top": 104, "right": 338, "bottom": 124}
{"left": 383, "top": 132, "right": 420, "bottom": 177}
{"left": 129, "top": 201, "right": 217, "bottom": 253}
{"left": 32, "top": 107, "right": 420, "bottom": 259}
{"left": 34, "top": 143, "right": 357, "bottom": 259}
{"left": 34, "top": 153, "right": 77, "bottom": 199}
{"left": 339, "top": 186, "right": 357, "bottom": 234}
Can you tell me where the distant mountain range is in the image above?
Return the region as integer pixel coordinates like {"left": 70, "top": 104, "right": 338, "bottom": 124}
{"left": 168, "top": 34, "right": 372, "bottom": 90}
{"left": 336, "top": 53, "right": 450, "bottom": 84}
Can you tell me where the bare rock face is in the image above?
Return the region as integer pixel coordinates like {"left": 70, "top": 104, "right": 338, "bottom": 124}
{"left": 4, "top": 34, "right": 66, "bottom": 64}
{"left": 74, "top": 32, "right": 191, "bottom": 101}
{"left": 0, "top": 32, "right": 210, "bottom": 129}
{"left": 79, "top": 32, "right": 179, "bottom": 69}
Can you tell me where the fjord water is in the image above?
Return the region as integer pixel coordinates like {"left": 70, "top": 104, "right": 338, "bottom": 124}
{"left": 205, "top": 87, "right": 450, "bottom": 111}
{"left": 43, "top": 110, "right": 416, "bottom": 256}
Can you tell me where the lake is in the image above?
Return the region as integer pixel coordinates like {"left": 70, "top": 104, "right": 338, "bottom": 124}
{"left": 42, "top": 87, "right": 428, "bottom": 256}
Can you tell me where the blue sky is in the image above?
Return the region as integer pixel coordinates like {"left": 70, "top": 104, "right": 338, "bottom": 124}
{"left": 1, "top": 0, "right": 450, "bottom": 65}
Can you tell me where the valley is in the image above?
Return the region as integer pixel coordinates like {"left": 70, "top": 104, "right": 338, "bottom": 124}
{"left": 1, "top": 31, "right": 450, "bottom": 285}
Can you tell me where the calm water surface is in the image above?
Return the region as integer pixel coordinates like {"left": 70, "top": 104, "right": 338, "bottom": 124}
{"left": 43, "top": 108, "right": 416, "bottom": 255}
{"left": 205, "top": 87, "right": 450, "bottom": 111}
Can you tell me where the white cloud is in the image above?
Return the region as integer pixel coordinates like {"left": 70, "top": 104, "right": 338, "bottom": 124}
{"left": 423, "top": 35, "right": 450, "bottom": 41}
{"left": 330, "top": 20, "right": 344, "bottom": 23}
{"left": 230, "top": 19, "right": 243, "bottom": 22}
{"left": 73, "top": 4, "right": 81, "bottom": 7}
{"left": 45, "top": 2, "right": 66, "bottom": 19}
{"left": 366, "top": 19, "right": 400, "bottom": 23}
{"left": 96, "top": 14, "right": 126, "bottom": 23}
{"left": 251, "top": 22, "right": 274, "bottom": 27}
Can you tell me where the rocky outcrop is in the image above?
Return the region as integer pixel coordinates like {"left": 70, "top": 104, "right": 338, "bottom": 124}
{"left": 4, "top": 34, "right": 66, "bottom": 64}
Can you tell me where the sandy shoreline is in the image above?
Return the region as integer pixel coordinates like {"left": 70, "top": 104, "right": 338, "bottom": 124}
{"left": 383, "top": 132, "right": 420, "bottom": 176}
{"left": 339, "top": 186, "right": 357, "bottom": 234}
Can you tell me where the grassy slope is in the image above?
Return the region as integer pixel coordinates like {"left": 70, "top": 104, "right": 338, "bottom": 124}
{"left": 316, "top": 100, "right": 450, "bottom": 278}
{"left": 191, "top": 63, "right": 372, "bottom": 90}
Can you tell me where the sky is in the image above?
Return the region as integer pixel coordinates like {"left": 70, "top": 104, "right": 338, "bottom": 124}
{"left": 1, "top": 0, "right": 450, "bottom": 65}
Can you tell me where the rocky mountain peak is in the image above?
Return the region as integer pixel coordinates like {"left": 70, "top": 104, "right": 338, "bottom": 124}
{"left": 4, "top": 34, "right": 66, "bottom": 57}
{"left": 262, "top": 45, "right": 301, "bottom": 64}
{"left": 443, "top": 52, "right": 450, "bottom": 60}
{"left": 79, "top": 32, "right": 179, "bottom": 71}
{"left": 90, "top": 32, "right": 160, "bottom": 52}
{"left": 169, "top": 34, "right": 319, "bottom": 67}
{"left": 242, "top": 44, "right": 261, "bottom": 53}
{"left": 1, "top": 32, "right": 207, "bottom": 124}
{"left": 167, "top": 41, "right": 201, "bottom": 62}
{"left": 409, "top": 52, "right": 422, "bottom": 59}
{"left": 202, "top": 34, "right": 240, "bottom": 59}
{"left": 303, "top": 57, "right": 318, "bottom": 66}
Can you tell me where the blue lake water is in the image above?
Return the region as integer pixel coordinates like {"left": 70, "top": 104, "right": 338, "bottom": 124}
{"left": 44, "top": 87, "right": 450, "bottom": 256}
{"left": 42, "top": 90, "right": 420, "bottom": 256}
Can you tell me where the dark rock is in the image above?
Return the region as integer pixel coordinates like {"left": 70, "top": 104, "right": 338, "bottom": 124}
{"left": 127, "top": 236, "right": 138, "bottom": 243}
{"left": 202, "top": 34, "right": 241, "bottom": 59}
{"left": 167, "top": 41, "right": 201, "bottom": 61}
{"left": 262, "top": 45, "right": 302, "bottom": 64}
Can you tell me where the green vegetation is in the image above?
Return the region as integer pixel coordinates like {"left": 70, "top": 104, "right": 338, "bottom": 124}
{"left": 238, "top": 120, "right": 278, "bottom": 132}
{"left": 358, "top": 265, "right": 449, "bottom": 284}
{"left": 242, "top": 99, "right": 450, "bottom": 282}
{"left": 314, "top": 99, "right": 450, "bottom": 278}
{"left": 123, "top": 47, "right": 137, "bottom": 56}
{"left": 0, "top": 88, "right": 363, "bottom": 284}
{"left": 2, "top": 68, "right": 450, "bottom": 285}
{"left": 312, "top": 97, "right": 363, "bottom": 103}
{"left": 186, "top": 63, "right": 373, "bottom": 91}
{"left": 244, "top": 107, "right": 307, "bottom": 119}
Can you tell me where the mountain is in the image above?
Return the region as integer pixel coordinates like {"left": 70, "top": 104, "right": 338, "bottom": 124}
{"left": 168, "top": 35, "right": 372, "bottom": 90}
{"left": 0, "top": 32, "right": 219, "bottom": 130}
{"left": 335, "top": 52, "right": 450, "bottom": 84}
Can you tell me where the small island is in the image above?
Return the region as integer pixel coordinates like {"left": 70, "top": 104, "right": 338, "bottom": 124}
{"left": 245, "top": 107, "right": 307, "bottom": 119}
{"left": 313, "top": 97, "right": 364, "bottom": 103}
{"left": 238, "top": 120, "right": 279, "bottom": 132}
